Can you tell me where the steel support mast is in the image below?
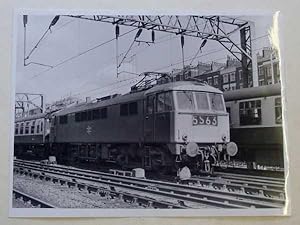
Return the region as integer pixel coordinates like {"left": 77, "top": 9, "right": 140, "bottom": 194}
{"left": 15, "top": 93, "right": 44, "bottom": 117}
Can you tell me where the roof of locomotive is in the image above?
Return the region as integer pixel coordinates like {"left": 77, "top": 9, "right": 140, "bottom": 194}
{"left": 54, "top": 81, "right": 222, "bottom": 116}
{"left": 224, "top": 83, "right": 281, "bottom": 101}
{"left": 144, "top": 81, "right": 223, "bottom": 95}
{"left": 54, "top": 90, "right": 145, "bottom": 116}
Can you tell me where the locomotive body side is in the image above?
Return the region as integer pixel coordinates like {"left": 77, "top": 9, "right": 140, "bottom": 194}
{"left": 50, "top": 91, "right": 145, "bottom": 144}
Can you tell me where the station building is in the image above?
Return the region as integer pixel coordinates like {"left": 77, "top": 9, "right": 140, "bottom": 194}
{"left": 163, "top": 47, "right": 280, "bottom": 91}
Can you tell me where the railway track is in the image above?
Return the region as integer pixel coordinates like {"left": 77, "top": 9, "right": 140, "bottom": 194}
{"left": 189, "top": 173, "right": 285, "bottom": 199}
{"left": 13, "top": 159, "right": 285, "bottom": 209}
{"left": 13, "top": 189, "right": 55, "bottom": 208}
{"left": 213, "top": 165, "right": 285, "bottom": 178}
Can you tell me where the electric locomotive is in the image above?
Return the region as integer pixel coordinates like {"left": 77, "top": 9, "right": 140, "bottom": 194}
{"left": 48, "top": 80, "right": 237, "bottom": 173}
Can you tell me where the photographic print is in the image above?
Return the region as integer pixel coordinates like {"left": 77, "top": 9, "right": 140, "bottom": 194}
{"left": 10, "top": 11, "right": 287, "bottom": 217}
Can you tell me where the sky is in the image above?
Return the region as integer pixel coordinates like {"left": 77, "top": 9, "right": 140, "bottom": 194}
{"left": 15, "top": 14, "right": 274, "bottom": 105}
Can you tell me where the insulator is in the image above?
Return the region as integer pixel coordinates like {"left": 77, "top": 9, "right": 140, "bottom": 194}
{"left": 201, "top": 39, "right": 207, "bottom": 48}
{"left": 23, "top": 15, "right": 28, "bottom": 27}
{"left": 151, "top": 30, "right": 155, "bottom": 42}
{"left": 135, "top": 28, "right": 143, "bottom": 39}
{"left": 115, "top": 25, "right": 120, "bottom": 39}
{"left": 49, "top": 16, "right": 60, "bottom": 28}
{"left": 181, "top": 35, "right": 184, "bottom": 48}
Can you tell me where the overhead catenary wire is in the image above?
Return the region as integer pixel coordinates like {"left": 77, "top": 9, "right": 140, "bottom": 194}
{"left": 151, "top": 45, "right": 268, "bottom": 73}
{"left": 23, "top": 19, "right": 76, "bottom": 69}
{"left": 28, "top": 18, "right": 268, "bottom": 100}
{"left": 63, "top": 34, "right": 269, "bottom": 99}
{"left": 30, "top": 27, "right": 139, "bottom": 79}
{"left": 25, "top": 16, "right": 61, "bottom": 63}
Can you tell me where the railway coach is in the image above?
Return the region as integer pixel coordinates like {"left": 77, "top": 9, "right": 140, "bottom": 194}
{"left": 48, "top": 80, "right": 238, "bottom": 173}
{"left": 224, "top": 83, "right": 283, "bottom": 168}
{"left": 14, "top": 113, "right": 51, "bottom": 158}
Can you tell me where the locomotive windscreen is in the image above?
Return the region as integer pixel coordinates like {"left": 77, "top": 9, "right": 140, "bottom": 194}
{"left": 208, "top": 93, "right": 225, "bottom": 112}
{"left": 176, "top": 91, "right": 225, "bottom": 112}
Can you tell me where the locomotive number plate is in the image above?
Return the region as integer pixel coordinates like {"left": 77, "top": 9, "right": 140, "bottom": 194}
{"left": 192, "top": 115, "right": 218, "bottom": 126}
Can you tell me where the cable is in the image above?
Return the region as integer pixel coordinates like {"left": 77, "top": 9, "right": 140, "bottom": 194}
{"left": 30, "top": 27, "right": 139, "bottom": 79}
{"left": 48, "top": 33, "right": 269, "bottom": 98}
{"left": 151, "top": 45, "right": 268, "bottom": 73}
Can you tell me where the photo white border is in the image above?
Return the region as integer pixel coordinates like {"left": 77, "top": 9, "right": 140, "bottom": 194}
{"left": 9, "top": 8, "right": 290, "bottom": 218}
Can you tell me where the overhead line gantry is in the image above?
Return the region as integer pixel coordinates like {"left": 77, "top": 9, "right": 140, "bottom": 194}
{"left": 65, "top": 15, "right": 258, "bottom": 88}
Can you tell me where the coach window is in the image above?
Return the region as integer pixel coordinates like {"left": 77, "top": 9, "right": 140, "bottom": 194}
{"left": 239, "top": 100, "right": 262, "bottom": 125}
{"left": 36, "top": 122, "right": 40, "bottom": 134}
{"left": 101, "top": 108, "right": 108, "bottom": 118}
{"left": 31, "top": 121, "right": 35, "bottom": 133}
{"left": 275, "top": 97, "right": 282, "bottom": 124}
{"left": 176, "top": 91, "right": 195, "bottom": 111}
{"left": 59, "top": 115, "right": 68, "bottom": 124}
{"left": 195, "top": 92, "right": 209, "bottom": 110}
{"left": 129, "top": 102, "right": 138, "bottom": 115}
{"left": 25, "top": 122, "right": 30, "bottom": 134}
{"left": 40, "top": 121, "right": 43, "bottom": 132}
{"left": 20, "top": 123, "right": 24, "bottom": 134}
{"left": 15, "top": 123, "right": 19, "bottom": 135}
{"left": 120, "top": 104, "right": 128, "bottom": 116}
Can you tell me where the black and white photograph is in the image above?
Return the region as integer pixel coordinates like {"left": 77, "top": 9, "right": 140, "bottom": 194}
{"left": 10, "top": 11, "right": 287, "bottom": 217}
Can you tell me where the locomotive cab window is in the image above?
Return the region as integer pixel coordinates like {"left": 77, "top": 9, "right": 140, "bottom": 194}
{"left": 239, "top": 100, "right": 262, "bottom": 125}
{"left": 156, "top": 92, "right": 173, "bottom": 112}
{"left": 195, "top": 92, "right": 209, "bottom": 110}
{"left": 176, "top": 91, "right": 195, "bottom": 110}
{"left": 146, "top": 95, "right": 155, "bottom": 114}
{"left": 209, "top": 93, "right": 225, "bottom": 111}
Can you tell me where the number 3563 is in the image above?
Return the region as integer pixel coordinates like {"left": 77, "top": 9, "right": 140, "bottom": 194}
{"left": 193, "top": 115, "right": 217, "bottom": 126}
